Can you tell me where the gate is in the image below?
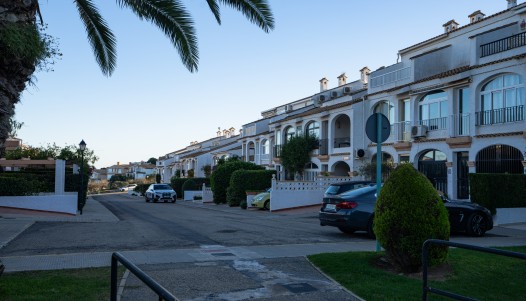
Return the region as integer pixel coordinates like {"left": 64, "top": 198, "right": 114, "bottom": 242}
{"left": 456, "top": 152, "right": 469, "bottom": 199}
{"left": 418, "top": 150, "right": 447, "bottom": 194}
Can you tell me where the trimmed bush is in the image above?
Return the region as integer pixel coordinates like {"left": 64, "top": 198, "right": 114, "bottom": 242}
{"left": 134, "top": 184, "right": 150, "bottom": 196}
{"left": 182, "top": 179, "right": 197, "bottom": 192}
{"left": 226, "top": 170, "right": 275, "bottom": 207}
{"left": 210, "top": 161, "right": 264, "bottom": 204}
{"left": 0, "top": 177, "right": 41, "bottom": 196}
{"left": 171, "top": 177, "right": 210, "bottom": 199}
{"left": 374, "top": 164, "right": 450, "bottom": 273}
{"left": 469, "top": 173, "right": 526, "bottom": 215}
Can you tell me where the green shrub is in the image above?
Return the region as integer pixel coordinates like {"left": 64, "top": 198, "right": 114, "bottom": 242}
{"left": 210, "top": 161, "right": 264, "bottom": 204}
{"left": 374, "top": 164, "right": 450, "bottom": 273}
{"left": 0, "top": 177, "right": 41, "bottom": 196}
{"left": 182, "top": 179, "right": 197, "bottom": 192}
{"left": 187, "top": 169, "right": 194, "bottom": 178}
{"left": 134, "top": 184, "right": 150, "bottom": 196}
{"left": 155, "top": 174, "right": 161, "bottom": 183}
{"left": 170, "top": 177, "right": 210, "bottom": 199}
{"left": 469, "top": 173, "right": 526, "bottom": 215}
{"left": 226, "top": 170, "right": 275, "bottom": 207}
{"left": 240, "top": 200, "right": 247, "bottom": 209}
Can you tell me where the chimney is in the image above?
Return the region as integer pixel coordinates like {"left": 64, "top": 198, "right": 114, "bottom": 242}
{"left": 217, "top": 127, "right": 221, "bottom": 137}
{"left": 117, "top": 161, "right": 120, "bottom": 166}
{"left": 337, "top": 73, "right": 347, "bottom": 86}
{"left": 508, "top": 0, "right": 517, "bottom": 9}
{"left": 443, "top": 20, "right": 459, "bottom": 33}
{"left": 468, "top": 10, "right": 485, "bottom": 23}
{"left": 319, "top": 77, "right": 328, "bottom": 92}
{"left": 360, "top": 67, "right": 370, "bottom": 84}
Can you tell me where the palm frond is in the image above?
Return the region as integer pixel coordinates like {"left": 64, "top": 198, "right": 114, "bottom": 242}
{"left": 75, "top": 0, "right": 117, "bottom": 76}
{"left": 206, "top": 0, "right": 222, "bottom": 25}
{"left": 219, "top": 0, "right": 274, "bottom": 33}
{"left": 116, "top": 0, "right": 199, "bottom": 72}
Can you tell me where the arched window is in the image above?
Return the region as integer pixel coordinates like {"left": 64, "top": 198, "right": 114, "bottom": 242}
{"left": 284, "top": 126, "right": 296, "bottom": 142}
{"left": 261, "top": 139, "right": 270, "bottom": 155}
{"left": 419, "top": 90, "right": 448, "bottom": 130}
{"left": 479, "top": 74, "right": 524, "bottom": 125}
{"left": 305, "top": 121, "right": 320, "bottom": 138}
{"left": 374, "top": 101, "right": 395, "bottom": 124}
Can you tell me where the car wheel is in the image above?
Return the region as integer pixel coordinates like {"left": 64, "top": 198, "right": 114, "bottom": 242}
{"left": 263, "top": 200, "right": 270, "bottom": 210}
{"left": 338, "top": 226, "right": 355, "bottom": 234}
{"left": 467, "top": 212, "right": 488, "bottom": 236}
{"left": 366, "top": 217, "right": 376, "bottom": 239}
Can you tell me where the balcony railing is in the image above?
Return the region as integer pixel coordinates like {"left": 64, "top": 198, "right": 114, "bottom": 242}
{"left": 480, "top": 32, "right": 526, "bottom": 57}
{"left": 334, "top": 137, "right": 351, "bottom": 148}
{"left": 370, "top": 67, "right": 411, "bottom": 88}
{"left": 417, "top": 117, "right": 448, "bottom": 131}
{"left": 318, "top": 139, "right": 328, "bottom": 155}
{"left": 475, "top": 105, "right": 524, "bottom": 126}
{"left": 390, "top": 121, "right": 411, "bottom": 142}
{"left": 450, "top": 113, "right": 470, "bottom": 137}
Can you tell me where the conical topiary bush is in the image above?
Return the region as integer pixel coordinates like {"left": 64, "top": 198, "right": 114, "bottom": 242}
{"left": 374, "top": 163, "right": 450, "bottom": 273}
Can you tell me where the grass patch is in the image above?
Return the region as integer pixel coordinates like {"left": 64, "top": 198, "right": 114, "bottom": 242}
{"left": 308, "top": 246, "right": 526, "bottom": 301}
{"left": 0, "top": 267, "right": 125, "bottom": 301}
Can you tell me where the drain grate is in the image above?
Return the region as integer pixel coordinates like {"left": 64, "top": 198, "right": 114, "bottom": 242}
{"left": 282, "top": 283, "right": 317, "bottom": 293}
{"left": 211, "top": 252, "right": 235, "bottom": 257}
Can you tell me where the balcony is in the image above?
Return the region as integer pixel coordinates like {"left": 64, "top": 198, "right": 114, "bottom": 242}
{"left": 390, "top": 121, "right": 411, "bottom": 142}
{"left": 333, "top": 137, "right": 351, "bottom": 148}
{"left": 450, "top": 113, "right": 470, "bottom": 137}
{"left": 370, "top": 66, "right": 411, "bottom": 89}
{"left": 475, "top": 105, "right": 524, "bottom": 126}
{"left": 417, "top": 117, "right": 448, "bottom": 131}
{"left": 318, "top": 139, "right": 328, "bottom": 156}
{"left": 480, "top": 32, "right": 526, "bottom": 58}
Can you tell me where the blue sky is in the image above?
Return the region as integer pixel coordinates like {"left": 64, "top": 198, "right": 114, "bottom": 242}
{"left": 17, "top": 0, "right": 509, "bottom": 168}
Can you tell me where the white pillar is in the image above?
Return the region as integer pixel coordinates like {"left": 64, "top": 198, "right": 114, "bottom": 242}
{"left": 55, "top": 159, "right": 66, "bottom": 195}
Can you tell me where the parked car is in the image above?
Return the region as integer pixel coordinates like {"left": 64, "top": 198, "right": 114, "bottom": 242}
{"left": 120, "top": 184, "right": 137, "bottom": 192}
{"left": 319, "top": 186, "right": 493, "bottom": 237}
{"left": 145, "top": 184, "right": 177, "bottom": 203}
{"left": 324, "top": 180, "right": 374, "bottom": 198}
{"left": 251, "top": 188, "right": 271, "bottom": 210}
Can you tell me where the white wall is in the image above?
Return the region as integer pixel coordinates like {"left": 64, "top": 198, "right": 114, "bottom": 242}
{"left": 0, "top": 193, "right": 78, "bottom": 215}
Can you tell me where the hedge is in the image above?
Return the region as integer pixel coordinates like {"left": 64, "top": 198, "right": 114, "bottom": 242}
{"left": 0, "top": 170, "right": 85, "bottom": 196}
{"left": 210, "top": 161, "right": 264, "bottom": 204}
{"left": 469, "top": 173, "right": 526, "bottom": 215}
{"left": 226, "top": 170, "right": 275, "bottom": 207}
{"left": 170, "top": 177, "right": 210, "bottom": 199}
{"left": 134, "top": 184, "right": 150, "bottom": 196}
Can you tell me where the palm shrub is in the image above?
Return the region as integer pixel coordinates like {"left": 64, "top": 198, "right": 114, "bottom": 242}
{"left": 210, "top": 161, "right": 264, "bottom": 204}
{"left": 374, "top": 163, "right": 450, "bottom": 273}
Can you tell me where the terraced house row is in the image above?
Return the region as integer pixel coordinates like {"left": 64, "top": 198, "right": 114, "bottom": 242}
{"left": 158, "top": 0, "right": 526, "bottom": 201}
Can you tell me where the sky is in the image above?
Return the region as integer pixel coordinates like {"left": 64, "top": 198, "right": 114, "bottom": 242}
{"left": 16, "top": 0, "right": 511, "bottom": 168}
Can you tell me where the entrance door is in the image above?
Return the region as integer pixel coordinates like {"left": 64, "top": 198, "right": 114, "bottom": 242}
{"left": 456, "top": 152, "right": 469, "bottom": 199}
{"left": 418, "top": 150, "right": 447, "bottom": 194}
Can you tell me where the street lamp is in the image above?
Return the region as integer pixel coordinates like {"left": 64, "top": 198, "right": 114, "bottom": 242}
{"left": 79, "top": 140, "right": 86, "bottom": 215}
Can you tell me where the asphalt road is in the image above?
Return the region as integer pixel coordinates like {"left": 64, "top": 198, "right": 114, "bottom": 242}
{"left": 0, "top": 194, "right": 369, "bottom": 257}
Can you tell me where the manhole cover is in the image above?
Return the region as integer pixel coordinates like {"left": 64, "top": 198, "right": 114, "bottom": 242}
{"left": 282, "top": 283, "right": 317, "bottom": 293}
{"left": 211, "top": 252, "right": 235, "bottom": 257}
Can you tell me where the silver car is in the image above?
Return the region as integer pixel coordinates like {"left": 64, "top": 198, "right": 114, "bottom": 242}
{"left": 145, "top": 184, "right": 177, "bottom": 203}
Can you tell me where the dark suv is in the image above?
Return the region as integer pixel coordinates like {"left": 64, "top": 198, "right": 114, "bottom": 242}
{"left": 324, "top": 180, "right": 374, "bottom": 198}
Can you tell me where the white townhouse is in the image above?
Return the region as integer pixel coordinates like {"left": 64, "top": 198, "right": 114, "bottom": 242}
{"left": 361, "top": 0, "right": 526, "bottom": 199}
{"left": 128, "top": 162, "right": 156, "bottom": 180}
{"left": 157, "top": 128, "right": 241, "bottom": 181}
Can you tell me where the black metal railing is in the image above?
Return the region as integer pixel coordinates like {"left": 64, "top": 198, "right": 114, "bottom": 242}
{"left": 273, "top": 145, "right": 282, "bottom": 158}
{"left": 475, "top": 105, "right": 524, "bottom": 125}
{"left": 480, "top": 32, "right": 526, "bottom": 57}
{"left": 111, "top": 252, "right": 176, "bottom": 301}
{"left": 422, "top": 239, "right": 526, "bottom": 301}
{"left": 418, "top": 117, "right": 448, "bottom": 130}
{"left": 333, "top": 137, "right": 351, "bottom": 148}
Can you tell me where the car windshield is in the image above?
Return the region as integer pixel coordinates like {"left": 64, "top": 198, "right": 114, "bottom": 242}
{"left": 325, "top": 185, "right": 341, "bottom": 195}
{"left": 154, "top": 184, "right": 171, "bottom": 190}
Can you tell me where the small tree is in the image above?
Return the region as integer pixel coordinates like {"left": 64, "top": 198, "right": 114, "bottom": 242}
{"left": 174, "top": 169, "right": 181, "bottom": 178}
{"left": 155, "top": 174, "right": 161, "bottom": 183}
{"left": 187, "top": 169, "right": 194, "bottom": 178}
{"left": 146, "top": 157, "right": 157, "bottom": 165}
{"left": 280, "top": 135, "right": 318, "bottom": 180}
{"left": 374, "top": 164, "right": 450, "bottom": 273}
{"left": 357, "top": 161, "right": 395, "bottom": 181}
{"left": 201, "top": 164, "right": 212, "bottom": 178}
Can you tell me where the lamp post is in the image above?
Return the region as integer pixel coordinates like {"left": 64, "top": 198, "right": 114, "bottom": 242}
{"left": 79, "top": 140, "right": 86, "bottom": 215}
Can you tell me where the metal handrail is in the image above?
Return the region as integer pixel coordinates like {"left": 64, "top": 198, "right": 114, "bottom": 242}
{"left": 111, "top": 252, "right": 177, "bottom": 301}
{"left": 422, "top": 239, "right": 526, "bottom": 301}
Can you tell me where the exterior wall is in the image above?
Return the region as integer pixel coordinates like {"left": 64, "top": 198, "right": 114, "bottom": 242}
{"left": 0, "top": 193, "right": 77, "bottom": 215}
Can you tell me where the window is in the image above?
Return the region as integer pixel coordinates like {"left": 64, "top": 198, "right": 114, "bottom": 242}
{"left": 478, "top": 74, "right": 524, "bottom": 125}
{"left": 261, "top": 140, "right": 269, "bottom": 155}
{"left": 374, "top": 101, "right": 395, "bottom": 124}
{"left": 402, "top": 99, "right": 410, "bottom": 122}
{"left": 306, "top": 121, "right": 320, "bottom": 138}
{"left": 419, "top": 90, "right": 448, "bottom": 130}
{"left": 284, "top": 126, "right": 296, "bottom": 142}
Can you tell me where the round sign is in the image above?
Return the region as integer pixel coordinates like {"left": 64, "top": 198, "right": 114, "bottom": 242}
{"left": 365, "top": 113, "right": 391, "bottom": 143}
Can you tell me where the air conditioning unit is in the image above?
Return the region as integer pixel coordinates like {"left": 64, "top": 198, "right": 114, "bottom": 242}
{"left": 313, "top": 97, "right": 321, "bottom": 107}
{"left": 285, "top": 104, "right": 293, "bottom": 112}
{"left": 411, "top": 125, "right": 428, "bottom": 138}
{"left": 319, "top": 95, "right": 326, "bottom": 102}
{"left": 343, "top": 87, "right": 351, "bottom": 94}
{"left": 331, "top": 91, "right": 338, "bottom": 99}
{"left": 354, "top": 148, "right": 368, "bottom": 159}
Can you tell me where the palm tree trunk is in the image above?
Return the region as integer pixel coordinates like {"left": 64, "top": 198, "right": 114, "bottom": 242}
{"left": 0, "top": 0, "right": 39, "bottom": 156}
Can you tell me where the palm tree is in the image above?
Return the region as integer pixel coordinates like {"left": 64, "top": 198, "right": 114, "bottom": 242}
{"left": 0, "top": 0, "right": 274, "bottom": 154}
